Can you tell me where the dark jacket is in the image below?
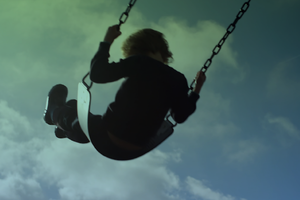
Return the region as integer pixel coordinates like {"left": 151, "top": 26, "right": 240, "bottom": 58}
{"left": 90, "top": 42, "right": 199, "bottom": 145}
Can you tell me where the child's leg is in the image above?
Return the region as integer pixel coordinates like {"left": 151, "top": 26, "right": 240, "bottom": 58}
{"left": 52, "top": 99, "right": 90, "bottom": 143}
{"left": 44, "top": 84, "right": 89, "bottom": 143}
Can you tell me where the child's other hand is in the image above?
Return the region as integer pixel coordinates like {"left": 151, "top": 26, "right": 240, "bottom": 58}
{"left": 195, "top": 71, "right": 206, "bottom": 86}
{"left": 193, "top": 71, "right": 206, "bottom": 94}
{"left": 104, "top": 25, "right": 122, "bottom": 43}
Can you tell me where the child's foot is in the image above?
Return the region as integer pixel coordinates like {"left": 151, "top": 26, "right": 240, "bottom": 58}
{"left": 65, "top": 99, "right": 77, "bottom": 109}
{"left": 44, "top": 84, "right": 68, "bottom": 125}
{"left": 53, "top": 99, "right": 77, "bottom": 139}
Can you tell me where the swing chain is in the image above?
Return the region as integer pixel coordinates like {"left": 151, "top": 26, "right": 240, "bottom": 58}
{"left": 82, "top": 72, "right": 93, "bottom": 89}
{"left": 119, "top": 0, "right": 137, "bottom": 26}
{"left": 190, "top": 0, "right": 251, "bottom": 90}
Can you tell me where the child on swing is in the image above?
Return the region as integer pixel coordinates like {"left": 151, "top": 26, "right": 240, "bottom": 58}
{"left": 43, "top": 24, "right": 206, "bottom": 160}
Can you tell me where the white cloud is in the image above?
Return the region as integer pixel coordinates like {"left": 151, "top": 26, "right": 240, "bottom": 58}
{"left": 173, "top": 89, "right": 239, "bottom": 144}
{"left": 223, "top": 139, "right": 266, "bottom": 163}
{"left": 0, "top": 100, "right": 179, "bottom": 199}
{"left": 0, "top": 174, "right": 45, "bottom": 200}
{"left": 186, "top": 176, "right": 236, "bottom": 200}
{"left": 0, "top": 100, "right": 33, "bottom": 140}
{"left": 149, "top": 17, "right": 241, "bottom": 80}
{"left": 0, "top": 99, "right": 181, "bottom": 199}
{"left": 265, "top": 114, "right": 300, "bottom": 141}
{"left": 0, "top": 100, "right": 245, "bottom": 200}
{"left": 34, "top": 142, "right": 183, "bottom": 200}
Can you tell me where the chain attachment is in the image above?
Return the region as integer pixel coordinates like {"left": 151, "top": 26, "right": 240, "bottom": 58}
{"left": 118, "top": 0, "right": 137, "bottom": 27}
{"left": 190, "top": 0, "right": 251, "bottom": 90}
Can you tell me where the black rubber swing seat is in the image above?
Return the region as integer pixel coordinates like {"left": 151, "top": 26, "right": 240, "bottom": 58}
{"left": 77, "top": 81, "right": 175, "bottom": 160}
{"left": 103, "top": 119, "right": 174, "bottom": 160}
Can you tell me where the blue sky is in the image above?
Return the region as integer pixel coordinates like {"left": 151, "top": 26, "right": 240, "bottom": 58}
{"left": 0, "top": 0, "right": 299, "bottom": 199}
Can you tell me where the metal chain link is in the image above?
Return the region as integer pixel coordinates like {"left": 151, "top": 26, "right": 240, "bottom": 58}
{"left": 118, "top": 0, "right": 137, "bottom": 27}
{"left": 190, "top": 0, "right": 251, "bottom": 90}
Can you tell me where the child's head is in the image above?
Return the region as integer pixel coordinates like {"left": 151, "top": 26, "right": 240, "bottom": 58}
{"left": 121, "top": 29, "right": 173, "bottom": 64}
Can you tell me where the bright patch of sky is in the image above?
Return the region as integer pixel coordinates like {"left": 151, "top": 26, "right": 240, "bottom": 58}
{"left": 0, "top": 0, "right": 299, "bottom": 199}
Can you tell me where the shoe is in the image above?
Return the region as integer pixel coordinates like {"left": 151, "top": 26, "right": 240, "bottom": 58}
{"left": 53, "top": 99, "right": 77, "bottom": 139}
{"left": 44, "top": 84, "right": 68, "bottom": 125}
{"left": 65, "top": 99, "right": 77, "bottom": 109}
{"left": 55, "top": 127, "right": 67, "bottom": 138}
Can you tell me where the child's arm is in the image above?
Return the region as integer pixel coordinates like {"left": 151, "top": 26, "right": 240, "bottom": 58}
{"left": 103, "top": 25, "right": 122, "bottom": 44}
{"left": 90, "top": 25, "right": 131, "bottom": 83}
{"left": 90, "top": 42, "right": 131, "bottom": 83}
{"left": 169, "top": 72, "right": 206, "bottom": 124}
{"left": 193, "top": 71, "right": 206, "bottom": 94}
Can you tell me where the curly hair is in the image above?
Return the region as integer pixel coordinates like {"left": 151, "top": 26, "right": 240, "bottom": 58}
{"left": 121, "top": 29, "right": 173, "bottom": 64}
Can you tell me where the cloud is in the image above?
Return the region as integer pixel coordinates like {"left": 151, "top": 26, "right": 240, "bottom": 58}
{"left": 186, "top": 176, "right": 242, "bottom": 200}
{"left": 0, "top": 100, "right": 51, "bottom": 200}
{"left": 0, "top": 99, "right": 182, "bottom": 199}
{"left": 265, "top": 114, "right": 300, "bottom": 141}
{"left": 149, "top": 17, "right": 241, "bottom": 80}
{"left": 172, "top": 89, "right": 239, "bottom": 144}
{"left": 0, "top": 101, "right": 31, "bottom": 140}
{"left": 0, "top": 99, "right": 246, "bottom": 200}
{"left": 223, "top": 139, "right": 266, "bottom": 163}
{"left": 35, "top": 144, "right": 183, "bottom": 200}
{"left": 0, "top": 100, "right": 163, "bottom": 199}
{"left": 266, "top": 56, "right": 300, "bottom": 102}
{"left": 0, "top": 174, "right": 46, "bottom": 200}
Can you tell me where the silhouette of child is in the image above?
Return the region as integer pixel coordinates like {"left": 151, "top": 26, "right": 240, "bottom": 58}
{"left": 43, "top": 25, "right": 206, "bottom": 160}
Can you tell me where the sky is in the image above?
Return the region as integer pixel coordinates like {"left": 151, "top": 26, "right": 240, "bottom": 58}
{"left": 0, "top": 0, "right": 299, "bottom": 199}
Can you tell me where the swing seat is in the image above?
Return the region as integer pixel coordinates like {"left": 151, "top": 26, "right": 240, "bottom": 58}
{"left": 77, "top": 82, "right": 92, "bottom": 141}
{"left": 77, "top": 80, "right": 175, "bottom": 160}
